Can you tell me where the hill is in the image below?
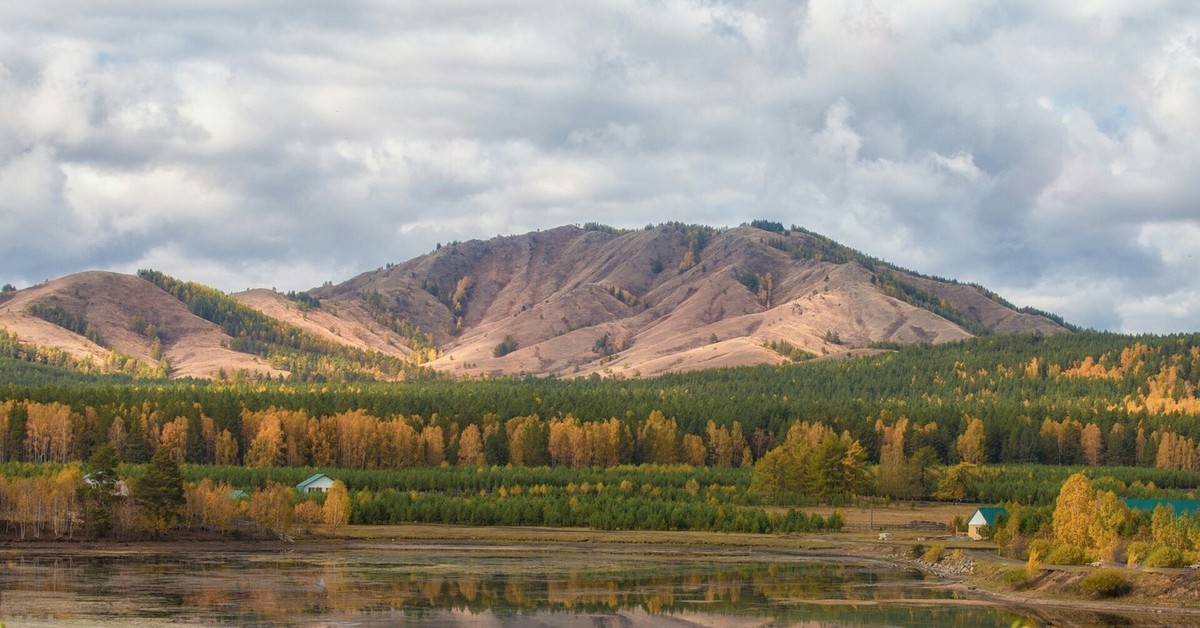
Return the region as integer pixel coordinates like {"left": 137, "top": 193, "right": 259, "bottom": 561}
{"left": 0, "top": 222, "right": 1068, "bottom": 380}
{"left": 310, "top": 223, "right": 1066, "bottom": 378}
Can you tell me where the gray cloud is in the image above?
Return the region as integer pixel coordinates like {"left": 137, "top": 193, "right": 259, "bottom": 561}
{"left": 1, "top": 1, "right": 1197, "bottom": 333}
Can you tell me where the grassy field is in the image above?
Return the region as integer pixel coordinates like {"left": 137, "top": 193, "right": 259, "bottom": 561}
{"left": 332, "top": 499, "right": 986, "bottom": 551}
{"left": 803, "top": 500, "right": 974, "bottom": 528}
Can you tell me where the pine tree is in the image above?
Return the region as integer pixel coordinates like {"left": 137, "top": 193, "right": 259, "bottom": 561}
{"left": 136, "top": 448, "right": 185, "bottom": 534}
{"left": 78, "top": 445, "right": 121, "bottom": 537}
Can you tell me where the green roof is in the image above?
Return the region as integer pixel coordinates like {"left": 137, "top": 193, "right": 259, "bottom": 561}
{"left": 969, "top": 506, "right": 1007, "bottom": 526}
{"left": 1123, "top": 499, "right": 1200, "bottom": 516}
{"left": 296, "top": 473, "right": 330, "bottom": 490}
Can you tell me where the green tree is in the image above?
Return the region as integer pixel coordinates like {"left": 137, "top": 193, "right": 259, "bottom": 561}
{"left": 78, "top": 445, "right": 121, "bottom": 537}
{"left": 935, "top": 462, "right": 978, "bottom": 501}
{"left": 906, "top": 446, "right": 942, "bottom": 498}
{"left": 136, "top": 448, "right": 185, "bottom": 533}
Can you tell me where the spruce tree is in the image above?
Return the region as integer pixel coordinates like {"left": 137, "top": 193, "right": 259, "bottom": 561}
{"left": 136, "top": 448, "right": 185, "bottom": 534}
{"left": 79, "top": 445, "right": 121, "bottom": 537}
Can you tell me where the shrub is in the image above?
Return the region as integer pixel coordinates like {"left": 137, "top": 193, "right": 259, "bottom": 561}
{"left": 1044, "top": 543, "right": 1091, "bottom": 566}
{"left": 923, "top": 544, "right": 945, "bottom": 563}
{"left": 1080, "top": 569, "right": 1132, "bottom": 598}
{"left": 1143, "top": 546, "right": 1189, "bottom": 568}
{"left": 1000, "top": 568, "right": 1028, "bottom": 587}
{"left": 493, "top": 336, "right": 518, "bottom": 358}
{"left": 1025, "top": 549, "right": 1041, "bottom": 579}
{"left": 1126, "top": 541, "right": 1151, "bottom": 567}
{"left": 909, "top": 543, "right": 927, "bottom": 560}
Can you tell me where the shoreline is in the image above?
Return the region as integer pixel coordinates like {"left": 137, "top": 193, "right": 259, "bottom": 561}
{"left": 9, "top": 523, "right": 1200, "bottom": 622}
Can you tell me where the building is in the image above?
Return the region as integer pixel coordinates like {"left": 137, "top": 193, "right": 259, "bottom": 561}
{"left": 83, "top": 473, "right": 130, "bottom": 497}
{"left": 967, "top": 506, "right": 1007, "bottom": 540}
{"left": 296, "top": 473, "right": 335, "bottom": 493}
{"left": 1123, "top": 498, "right": 1200, "bottom": 516}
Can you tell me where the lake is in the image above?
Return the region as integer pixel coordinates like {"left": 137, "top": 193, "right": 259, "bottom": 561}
{"left": 0, "top": 541, "right": 1148, "bottom": 626}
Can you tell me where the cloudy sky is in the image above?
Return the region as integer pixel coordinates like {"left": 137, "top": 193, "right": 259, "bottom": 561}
{"left": 2, "top": 1, "right": 1198, "bottom": 333}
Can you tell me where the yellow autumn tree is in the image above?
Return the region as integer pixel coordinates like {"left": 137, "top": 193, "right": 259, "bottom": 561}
{"left": 25, "top": 402, "right": 75, "bottom": 463}
{"left": 1052, "top": 473, "right": 1095, "bottom": 548}
{"left": 457, "top": 424, "right": 486, "bottom": 467}
{"left": 323, "top": 480, "right": 351, "bottom": 532}
{"left": 955, "top": 417, "right": 986, "bottom": 464}
{"left": 681, "top": 434, "right": 706, "bottom": 466}
{"left": 248, "top": 482, "right": 294, "bottom": 533}
{"left": 306, "top": 416, "right": 339, "bottom": 467}
{"left": 876, "top": 416, "right": 910, "bottom": 498}
{"left": 639, "top": 410, "right": 678, "bottom": 465}
{"left": 1080, "top": 423, "right": 1104, "bottom": 466}
{"left": 244, "top": 419, "right": 283, "bottom": 468}
{"left": 1089, "top": 490, "right": 1130, "bottom": 561}
{"left": 158, "top": 417, "right": 189, "bottom": 465}
{"left": 422, "top": 425, "right": 445, "bottom": 466}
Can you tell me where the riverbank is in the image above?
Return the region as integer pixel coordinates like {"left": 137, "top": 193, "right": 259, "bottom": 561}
{"left": 333, "top": 523, "right": 1200, "bottom": 622}
{"left": 9, "top": 522, "right": 1200, "bottom": 625}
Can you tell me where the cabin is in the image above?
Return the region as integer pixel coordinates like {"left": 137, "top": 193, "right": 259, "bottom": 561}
{"left": 296, "top": 473, "right": 335, "bottom": 493}
{"left": 1123, "top": 498, "right": 1200, "bottom": 517}
{"left": 83, "top": 473, "right": 130, "bottom": 497}
{"left": 967, "top": 506, "right": 1007, "bottom": 540}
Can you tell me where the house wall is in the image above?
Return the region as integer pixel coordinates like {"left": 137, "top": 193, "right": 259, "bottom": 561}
{"left": 304, "top": 477, "right": 336, "bottom": 492}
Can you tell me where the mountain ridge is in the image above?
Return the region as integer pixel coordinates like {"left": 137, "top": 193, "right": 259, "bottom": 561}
{"left": 0, "top": 222, "right": 1068, "bottom": 380}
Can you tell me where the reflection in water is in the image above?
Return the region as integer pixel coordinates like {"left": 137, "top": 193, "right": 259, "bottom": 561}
{"left": 0, "top": 543, "right": 1138, "bottom": 626}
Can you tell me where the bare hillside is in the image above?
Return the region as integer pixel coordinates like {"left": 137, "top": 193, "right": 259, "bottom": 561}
{"left": 0, "top": 272, "right": 283, "bottom": 379}
{"left": 310, "top": 224, "right": 1067, "bottom": 378}
{"left": 0, "top": 224, "right": 1069, "bottom": 380}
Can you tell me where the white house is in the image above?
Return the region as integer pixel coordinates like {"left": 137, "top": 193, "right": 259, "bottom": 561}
{"left": 83, "top": 472, "right": 130, "bottom": 497}
{"left": 296, "top": 473, "right": 335, "bottom": 493}
{"left": 967, "top": 506, "right": 1007, "bottom": 540}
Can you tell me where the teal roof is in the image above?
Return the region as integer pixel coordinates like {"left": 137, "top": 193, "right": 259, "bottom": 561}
{"left": 970, "top": 506, "right": 1007, "bottom": 525}
{"left": 228, "top": 489, "right": 249, "bottom": 500}
{"left": 1123, "top": 499, "right": 1200, "bottom": 516}
{"left": 296, "top": 473, "right": 330, "bottom": 490}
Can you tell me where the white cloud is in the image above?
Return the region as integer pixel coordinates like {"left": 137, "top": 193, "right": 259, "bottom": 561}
{"left": 0, "top": 0, "right": 1198, "bottom": 332}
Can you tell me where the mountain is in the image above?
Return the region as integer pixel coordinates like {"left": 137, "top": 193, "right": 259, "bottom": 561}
{"left": 0, "top": 223, "right": 1068, "bottom": 380}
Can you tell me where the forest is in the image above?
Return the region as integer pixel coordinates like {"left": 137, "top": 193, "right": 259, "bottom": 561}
{"left": 2, "top": 330, "right": 1198, "bottom": 470}
{"left": 1, "top": 330, "right": 1199, "bottom": 550}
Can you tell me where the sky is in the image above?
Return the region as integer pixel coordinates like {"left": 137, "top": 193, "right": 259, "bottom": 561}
{"left": 1, "top": 1, "right": 1198, "bottom": 334}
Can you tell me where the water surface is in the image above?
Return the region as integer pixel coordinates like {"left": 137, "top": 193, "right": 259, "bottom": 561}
{"left": 0, "top": 542, "right": 1133, "bottom": 626}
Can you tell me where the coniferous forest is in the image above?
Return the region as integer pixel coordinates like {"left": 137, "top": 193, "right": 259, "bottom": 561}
{"left": 2, "top": 330, "right": 1200, "bottom": 557}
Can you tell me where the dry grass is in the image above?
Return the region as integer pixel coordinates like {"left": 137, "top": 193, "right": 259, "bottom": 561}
{"left": 802, "top": 500, "right": 973, "bottom": 528}
{"left": 0, "top": 224, "right": 1066, "bottom": 381}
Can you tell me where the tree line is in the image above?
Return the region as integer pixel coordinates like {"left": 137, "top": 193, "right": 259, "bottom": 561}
{"left": 988, "top": 472, "right": 1200, "bottom": 570}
